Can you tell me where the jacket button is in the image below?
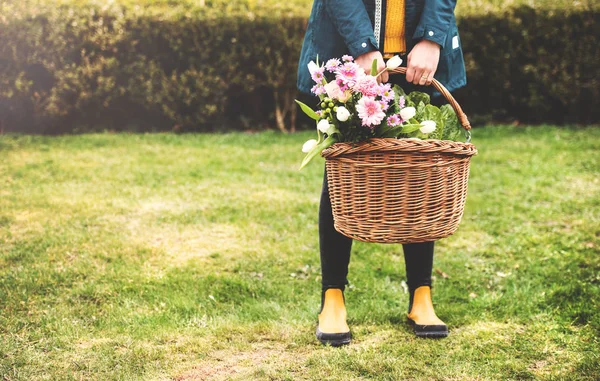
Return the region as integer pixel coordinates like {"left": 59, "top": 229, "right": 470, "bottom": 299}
{"left": 428, "top": 31, "right": 434, "bottom": 36}
{"left": 361, "top": 42, "right": 367, "bottom": 47}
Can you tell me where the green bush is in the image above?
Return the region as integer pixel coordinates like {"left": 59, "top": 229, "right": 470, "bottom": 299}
{"left": 0, "top": 0, "right": 305, "bottom": 133}
{"left": 454, "top": 6, "right": 600, "bottom": 125}
{"left": 0, "top": 1, "right": 598, "bottom": 134}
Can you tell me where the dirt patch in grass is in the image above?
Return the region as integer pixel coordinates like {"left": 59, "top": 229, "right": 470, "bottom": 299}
{"left": 102, "top": 198, "right": 260, "bottom": 268}
{"left": 174, "top": 341, "right": 309, "bottom": 381}
{"left": 138, "top": 222, "right": 251, "bottom": 266}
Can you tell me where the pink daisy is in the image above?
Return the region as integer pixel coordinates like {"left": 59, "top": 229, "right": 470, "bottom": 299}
{"left": 386, "top": 114, "right": 402, "bottom": 127}
{"left": 379, "top": 83, "right": 395, "bottom": 102}
{"left": 325, "top": 58, "right": 341, "bottom": 73}
{"left": 310, "top": 67, "right": 325, "bottom": 83}
{"left": 356, "top": 96, "right": 386, "bottom": 128}
{"left": 311, "top": 83, "right": 326, "bottom": 95}
{"left": 342, "top": 54, "right": 353, "bottom": 62}
{"left": 398, "top": 95, "right": 406, "bottom": 108}
{"left": 379, "top": 100, "right": 390, "bottom": 111}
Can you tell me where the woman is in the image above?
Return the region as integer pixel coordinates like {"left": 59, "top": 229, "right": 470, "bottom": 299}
{"left": 297, "top": 0, "right": 467, "bottom": 346}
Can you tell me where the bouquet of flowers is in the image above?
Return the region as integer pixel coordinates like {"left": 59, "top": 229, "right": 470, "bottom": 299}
{"left": 296, "top": 54, "right": 469, "bottom": 169}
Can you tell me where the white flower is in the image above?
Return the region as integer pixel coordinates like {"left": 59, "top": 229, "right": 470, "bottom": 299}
{"left": 336, "top": 106, "right": 350, "bottom": 122}
{"left": 317, "top": 119, "right": 331, "bottom": 133}
{"left": 399, "top": 106, "right": 416, "bottom": 121}
{"left": 302, "top": 139, "right": 318, "bottom": 153}
{"left": 386, "top": 55, "right": 403, "bottom": 70}
{"left": 307, "top": 60, "right": 319, "bottom": 75}
{"left": 420, "top": 120, "right": 437, "bottom": 134}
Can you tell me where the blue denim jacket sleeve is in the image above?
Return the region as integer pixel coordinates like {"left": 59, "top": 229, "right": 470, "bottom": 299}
{"left": 324, "top": 0, "right": 379, "bottom": 58}
{"left": 412, "top": 0, "right": 457, "bottom": 49}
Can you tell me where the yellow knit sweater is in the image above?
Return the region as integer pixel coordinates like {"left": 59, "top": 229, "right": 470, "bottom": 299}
{"left": 383, "top": 0, "right": 406, "bottom": 58}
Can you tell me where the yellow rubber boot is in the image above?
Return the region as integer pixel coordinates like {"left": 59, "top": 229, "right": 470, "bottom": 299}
{"left": 407, "top": 286, "right": 448, "bottom": 338}
{"left": 316, "top": 289, "right": 352, "bottom": 346}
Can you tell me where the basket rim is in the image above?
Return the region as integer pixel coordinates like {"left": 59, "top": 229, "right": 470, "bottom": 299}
{"left": 321, "top": 137, "right": 477, "bottom": 159}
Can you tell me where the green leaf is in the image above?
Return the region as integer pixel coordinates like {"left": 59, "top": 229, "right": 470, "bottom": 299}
{"left": 392, "top": 84, "right": 406, "bottom": 97}
{"left": 400, "top": 123, "right": 423, "bottom": 134}
{"left": 416, "top": 101, "right": 426, "bottom": 119}
{"left": 440, "top": 104, "right": 462, "bottom": 141}
{"left": 299, "top": 135, "right": 338, "bottom": 170}
{"left": 375, "top": 118, "right": 391, "bottom": 136}
{"left": 391, "top": 84, "right": 407, "bottom": 113}
{"left": 404, "top": 95, "right": 416, "bottom": 108}
{"left": 379, "top": 126, "right": 404, "bottom": 138}
{"left": 371, "top": 58, "right": 378, "bottom": 76}
{"left": 379, "top": 123, "right": 422, "bottom": 138}
{"left": 409, "top": 91, "right": 430, "bottom": 106}
{"left": 295, "top": 99, "right": 320, "bottom": 121}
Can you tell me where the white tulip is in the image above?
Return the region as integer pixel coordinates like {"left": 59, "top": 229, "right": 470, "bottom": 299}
{"left": 307, "top": 60, "right": 318, "bottom": 74}
{"left": 419, "top": 120, "right": 437, "bottom": 134}
{"left": 302, "top": 139, "right": 318, "bottom": 153}
{"left": 399, "top": 106, "right": 416, "bottom": 121}
{"left": 317, "top": 119, "right": 331, "bottom": 133}
{"left": 386, "top": 55, "right": 403, "bottom": 70}
{"left": 336, "top": 106, "right": 350, "bottom": 122}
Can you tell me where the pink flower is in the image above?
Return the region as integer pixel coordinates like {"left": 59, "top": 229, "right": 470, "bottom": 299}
{"left": 379, "top": 83, "right": 395, "bottom": 102}
{"left": 311, "top": 83, "right": 326, "bottom": 95}
{"left": 386, "top": 114, "right": 402, "bottom": 127}
{"left": 310, "top": 66, "right": 325, "bottom": 83}
{"left": 353, "top": 75, "right": 379, "bottom": 97}
{"left": 379, "top": 100, "right": 390, "bottom": 111}
{"left": 335, "top": 62, "right": 363, "bottom": 85}
{"left": 325, "top": 58, "right": 341, "bottom": 73}
{"left": 377, "top": 83, "right": 390, "bottom": 96}
{"left": 342, "top": 55, "right": 353, "bottom": 62}
{"left": 398, "top": 95, "right": 406, "bottom": 109}
{"left": 336, "top": 78, "right": 349, "bottom": 92}
{"left": 356, "top": 96, "right": 386, "bottom": 128}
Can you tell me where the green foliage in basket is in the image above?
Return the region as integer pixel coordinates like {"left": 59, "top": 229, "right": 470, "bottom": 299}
{"left": 394, "top": 87, "right": 464, "bottom": 142}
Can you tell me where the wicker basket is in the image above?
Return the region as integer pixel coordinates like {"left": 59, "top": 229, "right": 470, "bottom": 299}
{"left": 321, "top": 68, "right": 478, "bottom": 244}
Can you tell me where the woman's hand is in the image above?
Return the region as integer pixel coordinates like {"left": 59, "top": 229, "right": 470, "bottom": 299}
{"left": 355, "top": 50, "right": 388, "bottom": 83}
{"left": 406, "top": 40, "right": 441, "bottom": 86}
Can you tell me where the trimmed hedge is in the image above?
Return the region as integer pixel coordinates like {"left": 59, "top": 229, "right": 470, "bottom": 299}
{"left": 454, "top": 6, "right": 600, "bottom": 125}
{"left": 0, "top": 1, "right": 598, "bottom": 134}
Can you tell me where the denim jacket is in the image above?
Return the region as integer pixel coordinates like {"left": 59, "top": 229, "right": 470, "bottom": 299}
{"left": 296, "top": 0, "right": 466, "bottom": 95}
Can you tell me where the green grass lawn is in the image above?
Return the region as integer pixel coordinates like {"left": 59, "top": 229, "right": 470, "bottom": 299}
{"left": 1, "top": 125, "right": 599, "bottom": 380}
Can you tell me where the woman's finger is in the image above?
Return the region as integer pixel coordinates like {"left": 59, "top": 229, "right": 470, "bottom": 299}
{"left": 425, "top": 70, "right": 435, "bottom": 86}
{"left": 418, "top": 71, "right": 428, "bottom": 86}
{"left": 412, "top": 68, "right": 425, "bottom": 85}
{"left": 378, "top": 61, "right": 388, "bottom": 83}
{"left": 405, "top": 55, "right": 415, "bottom": 83}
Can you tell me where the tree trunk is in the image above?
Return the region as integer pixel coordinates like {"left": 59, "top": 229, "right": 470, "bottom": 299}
{"left": 289, "top": 91, "right": 297, "bottom": 133}
{"left": 273, "top": 89, "right": 287, "bottom": 133}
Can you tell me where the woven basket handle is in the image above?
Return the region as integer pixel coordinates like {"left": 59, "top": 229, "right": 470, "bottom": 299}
{"left": 388, "top": 67, "right": 471, "bottom": 131}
